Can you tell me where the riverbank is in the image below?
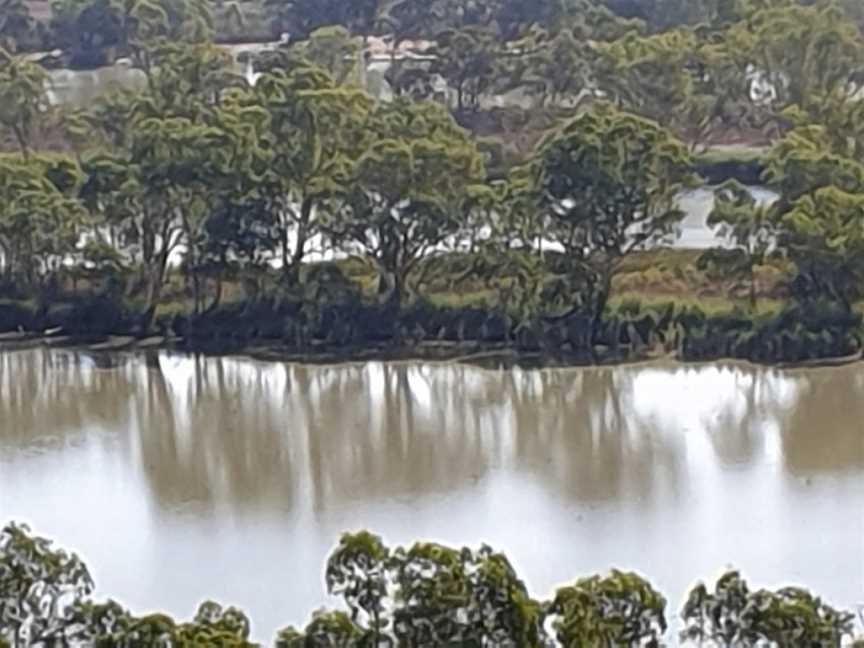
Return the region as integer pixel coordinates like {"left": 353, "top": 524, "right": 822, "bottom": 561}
{"left": 0, "top": 246, "right": 860, "bottom": 368}
{"left": 2, "top": 327, "right": 862, "bottom": 372}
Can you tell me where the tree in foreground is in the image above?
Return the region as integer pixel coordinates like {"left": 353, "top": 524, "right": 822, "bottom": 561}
{"left": 681, "top": 570, "right": 855, "bottom": 647}
{"left": 2, "top": 523, "right": 862, "bottom": 647}
{"left": 0, "top": 522, "right": 93, "bottom": 647}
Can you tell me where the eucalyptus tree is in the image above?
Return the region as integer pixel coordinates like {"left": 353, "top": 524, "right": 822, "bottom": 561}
{"left": 548, "top": 570, "right": 667, "bottom": 646}
{"left": 761, "top": 107, "right": 864, "bottom": 311}
{"left": 595, "top": 27, "right": 699, "bottom": 132}
{"left": 76, "top": 43, "right": 253, "bottom": 320}
{"left": 325, "top": 531, "right": 391, "bottom": 643}
{"left": 0, "top": 49, "right": 48, "bottom": 156}
{"left": 326, "top": 97, "right": 485, "bottom": 306}
{"left": 685, "top": 27, "right": 767, "bottom": 150}
{"left": 504, "top": 23, "right": 594, "bottom": 109}
{"left": 284, "top": 531, "right": 545, "bottom": 647}
{"left": 66, "top": 599, "right": 257, "bottom": 646}
{"left": 288, "top": 26, "right": 364, "bottom": 86}
{"left": 275, "top": 611, "right": 365, "bottom": 647}
{"left": 253, "top": 57, "right": 374, "bottom": 284}
{"left": 699, "top": 180, "right": 776, "bottom": 310}
{"left": 723, "top": 0, "right": 864, "bottom": 113}
{"left": 0, "top": 153, "right": 84, "bottom": 291}
{"left": 0, "top": 523, "right": 93, "bottom": 647}
{"left": 535, "top": 104, "right": 693, "bottom": 335}
{"left": 49, "top": 0, "right": 212, "bottom": 68}
{"left": 455, "top": 171, "right": 572, "bottom": 333}
{"left": 681, "top": 571, "right": 855, "bottom": 647}
{"left": 430, "top": 25, "right": 502, "bottom": 112}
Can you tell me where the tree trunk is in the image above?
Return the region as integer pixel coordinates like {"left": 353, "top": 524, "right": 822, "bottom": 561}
{"left": 590, "top": 269, "right": 613, "bottom": 350}
{"left": 285, "top": 197, "right": 313, "bottom": 286}
{"left": 749, "top": 262, "right": 757, "bottom": 312}
{"left": 143, "top": 254, "right": 170, "bottom": 330}
{"left": 12, "top": 124, "right": 29, "bottom": 158}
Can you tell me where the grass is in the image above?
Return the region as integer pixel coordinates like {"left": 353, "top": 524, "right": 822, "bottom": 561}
{"left": 0, "top": 247, "right": 801, "bottom": 325}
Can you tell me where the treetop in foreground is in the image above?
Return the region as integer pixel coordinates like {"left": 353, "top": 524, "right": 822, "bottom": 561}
{"left": 0, "top": 523, "right": 859, "bottom": 647}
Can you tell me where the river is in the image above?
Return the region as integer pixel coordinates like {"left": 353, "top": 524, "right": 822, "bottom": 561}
{"left": 0, "top": 348, "right": 861, "bottom": 641}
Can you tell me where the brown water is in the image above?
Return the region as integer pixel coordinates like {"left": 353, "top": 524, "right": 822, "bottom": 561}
{"left": 0, "top": 348, "right": 862, "bottom": 641}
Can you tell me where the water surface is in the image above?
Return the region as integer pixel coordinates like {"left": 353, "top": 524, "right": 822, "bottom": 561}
{"left": 0, "top": 349, "right": 862, "bottom": 640}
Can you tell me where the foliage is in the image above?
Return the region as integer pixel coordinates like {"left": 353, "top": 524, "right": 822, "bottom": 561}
{"left": 288, "top": 26, "right": 363, "bottom": 86}
{"left": 548, "top": 570, "right": 667, "bottom": 647}
{"left": 430, "top": 25, "right": 501, "bottom": 113}
{"left": 49, "top": 0, "right": 212, "bottom": 68}
{"left": 0, "top": 50, "right": 48, "bottom": 155}
{"left": 723, "top": 1, "right": 864, "bottom": 112}
{"left": 6, "top": 522, "right": 859, "bottom": 648}
{"left": 1, "top": 0, "right": 864, "bottom": 360}
{"left": 536, "top": 103, "right": 693, "bottom": 331}
{"left": 326, "top": 97, "right": 485, "bottom": 306}
{"left": 763, "top": 107, "right": 864, "bottom": 311}
{"left": 595, "top": 27, "right": 698, "bottom": 130}
{"left": 681, "top": 570, "right": 856, "bottom": 647}
{"left": 0, "top": 153, "right": 84, "bottom": 291}
{"left": 253, "top": 57, "right": 373, "bottom": 283}
{"left": 699, "top": 180, "right": 776, "bottom": 309}
{"left": 0, "top": 522, "right": 93, "bottom": 646}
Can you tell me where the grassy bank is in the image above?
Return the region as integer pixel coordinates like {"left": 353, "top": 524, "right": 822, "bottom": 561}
{"left": 1, "top": 248, "right": 860, "bottom": 367}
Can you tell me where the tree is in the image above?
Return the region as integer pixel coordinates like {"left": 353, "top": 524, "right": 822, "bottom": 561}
{"left": 275, "top": 611, "right": 365, "bottom": 648}
{"left": 289, "top": 26, "right": 364, "bottom": 86}
{"left": 431, "top": 25, "right": 501, "bottom": 113}
{"left": 595, "top": 28, "right": 698, "bottom": 131}
{"left": 777, "top": 186, "right": 864, "bottom": 311}
{"left": 685, "top": 27, "right": 768, "bottom": 149}
{"left": 763, "top": 119, "right": 864, "bottom": 311}
{"left": 0, "top": 0, "right": 35, "bottom": 52}
{"left": 699, "top": 180, "right": 776, "bottom": 309}
{"left": 0, "top": 522, "right": 94, "bottom": 647}
{"left": 681, "top": 571, "right": 855, "bottom": 647}
{"left": 549, "top": 570, "right": 667, "bottom": 647}
{"left": 535, "top": 104, "right": 693, "bottom": 337}
{"left": 390, "top": 542, "right": 474, "bottom": 645}
{"left": 49, "top": 0, "right": 213, "bottom": 68}
{"left": 0, "top": 153, "right": 84, "bottom": 292}
{"left": 0, "top": 49, "right": 48, "bottom": 156}
{"left": 77, "top": 42, "right": 252, "bottom": 321}
{"left": 315, "top": 532, "right": 544, "bottom": 647}
{"left": 723, "top": 1, "right": 864, "bottom": 113}
{"left": 66, "top": 599, "right": 257, "bottom": 646}
{"left": 504, "top": 23, "right": 595, "bottom": 109}
{"left": 327, "top": 98, "right": 485, "bottom": 306}
{"left": 253, "top": 58, "right": 373, "bottom": 283}
{"left": 325, "top": 531, "right": 390, "bottom": 643}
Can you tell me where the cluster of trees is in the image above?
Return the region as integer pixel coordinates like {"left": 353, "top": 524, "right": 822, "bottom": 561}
{"left": 1, "top": 523, "right": 861, "bottom": 647}
{"left": 1, "top": 0, "right": 864, "bottom": 358}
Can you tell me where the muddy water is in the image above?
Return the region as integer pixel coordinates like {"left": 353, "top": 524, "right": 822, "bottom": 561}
{"left": 0, "top": 349, "right": 862, "bottom": 640}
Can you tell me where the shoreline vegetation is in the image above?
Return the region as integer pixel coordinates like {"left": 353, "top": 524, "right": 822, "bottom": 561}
{"left": 3, "top": 0, "right": 864, "bottom": 367}
{"left": 2, "top": 523, "right": 863, "bottom": 647}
